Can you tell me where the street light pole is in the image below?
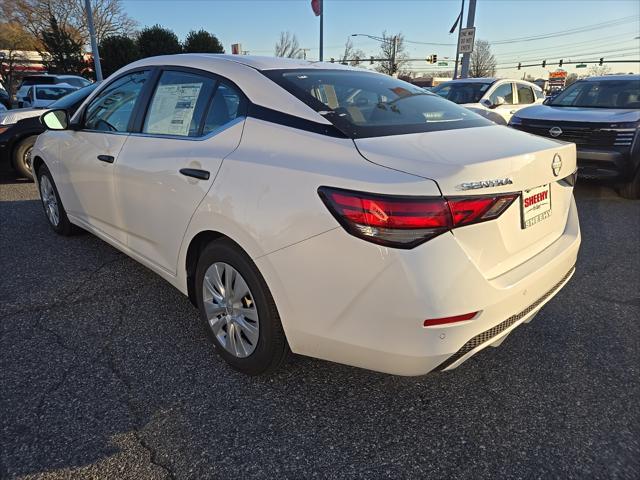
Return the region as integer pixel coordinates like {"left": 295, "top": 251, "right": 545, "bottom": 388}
{"left": 84, "top": 0, "right": 103, "bottom": 81}
{"left": 352, "top": 33, "right": 397, "bottom": 75}
{"left": 319, "top": 0, "right": 324, "bottom": 61}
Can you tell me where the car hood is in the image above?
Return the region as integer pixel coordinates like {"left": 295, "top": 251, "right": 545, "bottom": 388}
{"left": 0, "top": 108, "right": 43, "bottom": 125}
{"left": 514, "top": 104, "right": 640, "bottom": 123}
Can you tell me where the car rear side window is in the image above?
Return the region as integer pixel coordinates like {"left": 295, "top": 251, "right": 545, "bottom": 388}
{"left": 143, "top": 71, "right": 216, "bottom": 137}
{"left": 202, "top": 83, "right": 245, "bottom": 135}
{"left": 85, "top": 70, "right": 149, "bottom": 132}
{"left": 517, "top": 84, "right": 535, "bottom": 104}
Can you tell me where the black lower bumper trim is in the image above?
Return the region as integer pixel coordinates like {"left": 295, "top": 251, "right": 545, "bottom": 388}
{"left": 436, "top": 265, "right": 576, "bottom": 371}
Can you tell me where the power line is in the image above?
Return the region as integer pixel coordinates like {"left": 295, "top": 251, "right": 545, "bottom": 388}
{"left": 492, "top": 33, "right": 640, "bottom": 57}
{"left": 494, "top": 47, "right": 640, "bottom": 65}
{"left": 490, "top": 16, "right": 639, "bottom": 45}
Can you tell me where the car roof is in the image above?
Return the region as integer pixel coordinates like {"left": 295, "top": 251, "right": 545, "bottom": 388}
{"left": 131, "top": 53, "right": 359, "bottom": 72}
{"left": 33, "top": 84, "right": 76, "bottom": 89}
{"left": 448, "top": 77, "right": 498, "bottom": 83}
{"left": 581, "top": 74, "right": 640, "bottom": 81}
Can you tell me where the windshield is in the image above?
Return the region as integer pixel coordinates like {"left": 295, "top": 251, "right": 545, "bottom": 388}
{"left": 431, "top": 81, "right": 494, "bottom": 104}
{"left": 35, "top": 87, "right": 76, "bottom": 101}
{"left": 49, "top": 83, "right": 99, "bottom": 110}
{"left": 548, "top": 79, "right": 640, "bottom": 109}
{"left": 265, "top": 69, "right": 490, "bottom": 138}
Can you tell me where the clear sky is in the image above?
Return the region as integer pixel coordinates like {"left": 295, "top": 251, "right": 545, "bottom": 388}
{"left": 121, "top": 0, "right": 640, "bottom": 78}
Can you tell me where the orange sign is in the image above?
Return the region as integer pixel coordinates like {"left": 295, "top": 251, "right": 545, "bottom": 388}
{"left": 549, "top": 71, "right": 567, "bottom": 79}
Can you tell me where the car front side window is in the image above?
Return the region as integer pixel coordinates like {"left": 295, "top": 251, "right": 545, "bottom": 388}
{"left": 84, "top": 70, "right": 149, "bottom": 132}
{"left": 489, "top": 83, "right": 514, "bottom": 105}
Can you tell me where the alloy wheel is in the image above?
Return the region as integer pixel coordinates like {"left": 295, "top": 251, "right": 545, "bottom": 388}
{"left": 40, "top": 175, "right": 59, "bottom": 226}
{"left": 202, "top": 262, "right": 260, "bottom": 358}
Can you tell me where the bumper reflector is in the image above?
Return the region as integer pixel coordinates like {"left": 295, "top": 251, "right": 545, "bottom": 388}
{"left": 424, "top": 312, "right": 478, "bottom": 327}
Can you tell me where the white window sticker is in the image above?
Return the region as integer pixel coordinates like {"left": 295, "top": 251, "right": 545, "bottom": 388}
{"left": 146, "top": 83, "right": 203, "bottom": 136}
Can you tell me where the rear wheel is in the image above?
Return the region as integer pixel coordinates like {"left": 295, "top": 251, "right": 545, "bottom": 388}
{"left": 13, "top": 135, "right": 37, "bottom": 181}
{"left": 617, "top": 167, "right": 640, "bottom": 199}
{"left": 37, "top": 164, "right": 76, "bottom": 235}
{"left": 195, "top": 239, "right": 289, "bottom": 375}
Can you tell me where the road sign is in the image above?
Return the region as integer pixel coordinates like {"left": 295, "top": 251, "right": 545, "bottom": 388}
{"left": 576, "top": 63, "right": 587, "bottom": 68}
{"left": 438, "top": 62, "right": 448, "bottom": 66}
{"left": 458, "top": 27, "right": 476, "bottom": 54}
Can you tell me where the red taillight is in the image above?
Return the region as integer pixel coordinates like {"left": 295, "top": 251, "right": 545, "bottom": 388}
{"left": 318, "top": 187, "right": 518, "bottom": 248}
{"left": 423, "top": 312, "right": 478, "bottom": 327}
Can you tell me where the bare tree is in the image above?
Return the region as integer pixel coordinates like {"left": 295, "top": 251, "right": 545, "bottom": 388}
{"left": 375, "top": 31, "right": 408, "bottom": 76}
{"left": 565, "top": 72, "right": 579, "bottom": 86}
{"left": 340, "top": 38, "right": 365, "bottom": 66}
{"left": 274, "top": 31, "right": 303, "bottom": 59}
{"left": 1, "top": 0, "right": 136, "bottom": 46}
{"left": 587, "top": 64, "right": 611, "bottom": 77}
{"left": 469, "top": 39, "right": 496, "bottom": 78}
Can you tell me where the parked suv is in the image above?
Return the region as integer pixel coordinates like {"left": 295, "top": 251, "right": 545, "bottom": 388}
{"left": 432, "top": 78, "right": 544, "bottom": 123}
{"left": 509, "top": 75, "right": 640, "bottom": 198}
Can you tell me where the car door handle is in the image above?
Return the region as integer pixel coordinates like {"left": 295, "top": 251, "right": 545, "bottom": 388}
{"left": 97, "top": 155, "right": 115, "bottom": 164}
{"left": 179, "top": 168, "right": 210, "bottom": 180}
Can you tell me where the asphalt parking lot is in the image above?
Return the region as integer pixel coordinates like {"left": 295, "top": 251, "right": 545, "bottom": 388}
{"left": 1, "top": 169, "right": 638, "bottom": 480}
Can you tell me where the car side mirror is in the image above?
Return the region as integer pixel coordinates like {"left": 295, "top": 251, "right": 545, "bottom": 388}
{"left": 480, "top": 98, "right": 493, "bottom": 108}
{"left": 41, "top": 109, "right": 69, "bottom": 130}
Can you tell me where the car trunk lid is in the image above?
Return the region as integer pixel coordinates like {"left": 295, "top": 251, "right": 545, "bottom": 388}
{"left": 354, "top": 125, "right": 577, "bottom": 278}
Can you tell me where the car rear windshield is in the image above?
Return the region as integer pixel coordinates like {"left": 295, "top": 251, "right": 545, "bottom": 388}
{"left": 35, "top": 87, "right": 75, "bottom": 101}
{"left": 264, "top": 69, "right": 491, "bottom": 138}
{"left": 548, "top": 79, "right": 640, "bottom": 109}
{"left": 431, "top": 81, "right": 494, "bottom": 104}
{"left": 21, "top": 76, "right": 57, "bottom": 86}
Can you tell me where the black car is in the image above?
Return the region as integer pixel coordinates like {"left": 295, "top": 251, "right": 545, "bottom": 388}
{"left": 509, "top": 75, "right": 640, "bottom": 198}
{"left": 0, "top": 83, "right": 99, "bottom": 180}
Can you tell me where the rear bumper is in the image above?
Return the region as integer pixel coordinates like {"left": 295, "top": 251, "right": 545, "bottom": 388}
{"left": 257, "top": 196, "right": 581, "bottom": 376}
{"left": 577, "top": 147, "right": 639, "bottom": 182}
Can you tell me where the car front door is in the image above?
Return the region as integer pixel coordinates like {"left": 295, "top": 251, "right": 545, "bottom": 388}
{"left": 486, "top": 82, "right": 516, "bottom": 123}
{"left": 53, "top": 69, "right": 151, "bottom": 245}
{"left": 114, "top": 69, "right": 246, "bottom": 275}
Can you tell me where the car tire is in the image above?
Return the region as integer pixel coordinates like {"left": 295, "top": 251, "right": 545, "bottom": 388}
{"left": 36, "top": 163, "right": 77, "bottom": 236}
{"left": 617, "top": 167, "right": 640, "bottom": 200}
{"left": 195, "top": 239, "right": 289, "bottom": 375}
{"left": 13, "top": 135, "right": 38, "bottom": 181}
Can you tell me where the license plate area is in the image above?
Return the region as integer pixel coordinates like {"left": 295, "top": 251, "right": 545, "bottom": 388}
{"left": 521, "top": 184, "right": 552, "bottom": 229}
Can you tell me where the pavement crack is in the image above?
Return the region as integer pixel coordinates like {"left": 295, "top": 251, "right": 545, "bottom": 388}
{"left": 99, "top": 287, "right": 176, "bottom": 480}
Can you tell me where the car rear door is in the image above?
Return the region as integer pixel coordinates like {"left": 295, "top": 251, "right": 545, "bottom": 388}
{"left": 113, "top": 69, "right": 246, "bottom": 275}
{"left": 53, "top": 69, "right": 151, "bottom": 245}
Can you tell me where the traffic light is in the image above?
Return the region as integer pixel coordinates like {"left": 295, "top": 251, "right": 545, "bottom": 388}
{"left": 432, "top": 54, "right": 438, "bottom": 64}
{"left": 330, "top": 57, "right": 335, "bottom": 63}
{"left": 559, "top": 59, "right": 563, "bottom": 67}
{"left": 599, "top": 57, "right": 604, "bottom": 65}
{"left": 354, "top": 56, "right": 360, "bottom": 65}
{"left": 517, "top": 62, "right": 521, "bottom": 70}
{"left": 370, "top": 56, "right": 374, "bottom": 65}
{"left": 542, "top": 60, "right": 546, "bottom": 68}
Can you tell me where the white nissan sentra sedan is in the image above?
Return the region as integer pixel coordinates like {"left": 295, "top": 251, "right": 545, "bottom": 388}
{"left": 32, "top": 55, "right": 580, "bottom": 376}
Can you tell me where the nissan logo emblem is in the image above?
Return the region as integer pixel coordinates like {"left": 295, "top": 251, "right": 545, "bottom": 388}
{"left": 549, "top": 126, "right": 563, "bottom": 137}
{"left": 552, "top": 154, "right": 562, "bottom": 177}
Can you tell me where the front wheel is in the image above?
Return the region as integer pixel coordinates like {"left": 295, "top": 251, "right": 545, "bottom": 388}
{"left": 37, "top": 164, "right": 76, "bottom": 235}
{"left": 195, "top": 240, "right": 289, "bottom": 375}
{"left": 13, "top": 135, "right": 38, "bottom": 181}
{"left": 617, "top": 167, "right": 640, "bottom": 199}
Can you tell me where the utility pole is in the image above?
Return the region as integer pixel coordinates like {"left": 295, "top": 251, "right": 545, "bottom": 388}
{"left": 84, "top": 0, "right": 102, "bottom": 81}
{"left": 460, "top": 0, "right": 476, "bottom": 78}
{"left": 453, "top": 0, "right": 465, "bottom": 79}
{"left": 319, "top": 0, "right": 324, "bottom": 61}
{"left": 390, "top": 35, "right": 398, "bottom": 75}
